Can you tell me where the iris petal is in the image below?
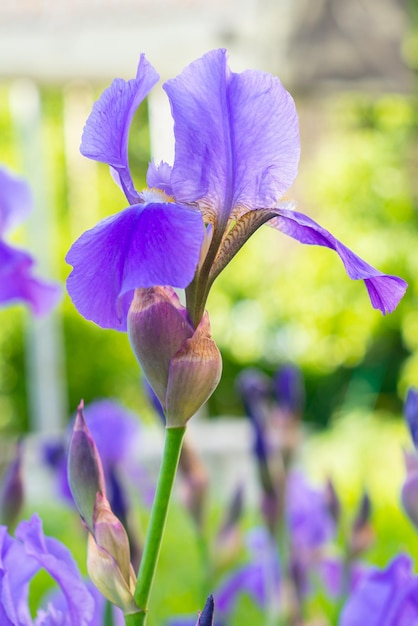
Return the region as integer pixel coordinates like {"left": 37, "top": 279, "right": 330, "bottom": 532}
{"left": 80, "top": 55, "right": 159, "bottom": 202}
{"left": 0, "top": 166, "right": 32, "bottom": 236}
{"left": 164, "top": 49, "right": 299, "bottom": 219}
{"left": 270, "top": 208, "right": 407, "bottom": 314}
{"left": 0, "top": 242, "right": 61, "bottom": 316}
{"left": 66, "top": 204, "right": 204, "bottom": 330}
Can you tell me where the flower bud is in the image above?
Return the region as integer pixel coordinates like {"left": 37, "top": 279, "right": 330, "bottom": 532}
{"left": 0, "top": 440, "right": 24, "bottom": 529}
{"left": 67, "top": 401, "right": 106, "bottom": 533}
{"left": 405, "top": 387, "right": 418, "bottom": 449}
{"left": 401, "top": 449, "right": 418, "bottom": 529}
{"left": 196, "top": 595, "right": 215, "bottom": 626}
{"left": 128, "top": 287, "right": 222, "bottom": 427}
{"left": 87, "top": 493, "right": 139, "bottom": 614}
{"left": 273, "top": 363, "right": 304, "bottom": 418}
{"left": 349, "top": 491, "right": 374, "bottom": 558}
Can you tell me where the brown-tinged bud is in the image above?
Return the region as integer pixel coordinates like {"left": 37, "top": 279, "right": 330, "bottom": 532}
{"left": 349, "top": 490, "right": 374, "bottom": 557}
{"left": 67, "top": 401, "right": 106, "bottom": 534}
{"left": 128, "top": 287, "right": 222, "bottom": 427}
{"left": 178, "top": 437, "right": 209, "bottom": 530}
{"left": 87, "top": 493, "right": 139, "bottom": 614}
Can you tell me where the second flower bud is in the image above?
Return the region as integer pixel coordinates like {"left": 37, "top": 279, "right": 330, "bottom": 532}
{"left": 127, "top": 286, "right": 222, "bottom": 428}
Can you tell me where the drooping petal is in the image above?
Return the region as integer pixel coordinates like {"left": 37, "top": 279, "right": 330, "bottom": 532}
{"left": 66, "top": 203, "right": 204, "bottom": 331}
{"left": 0, "top": 241, "right": 61, "bottom": 316}
{"left": 80, "top": 55, "right": 159, "bottom": 203}
{"left": 15, "top": 514, "right": 95, "bottom": 626}
{"left": 164, "top": 49, "right": 299, "bottom": 222}
{"left": 269, "top": 207, "right": 407, "bottom": 314}
{"left": 0, "top": 166, "right": 33, "bottom": 236}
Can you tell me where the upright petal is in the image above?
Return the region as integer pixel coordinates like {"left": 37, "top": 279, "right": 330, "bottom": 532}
{"left": 80, "top": 55, "right": 159, "bottom": 203}
{"left": 269, "top": 207, "right": 407, "bottom": 314}
{"left": 0, "top": 166, "right": 32, "bottom": 237}
{"left": 164, "top": 49, "right": 299, "bottom": 221}
{"left": 146, "top": 160, "right": 174, "bottom": 196}
{"left": 66, "top": 203, "right": 204, "bottom": 330}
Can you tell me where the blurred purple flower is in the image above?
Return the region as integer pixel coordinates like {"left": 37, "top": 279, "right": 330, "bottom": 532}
{"left": 273, "top": 364, "right": 304, "bottom": 417}
{"left": 404, "top": 387, "right": 418, "bottom": 449}
{"left": 287, "top": 472, "right": 336, "bottom": 551}
{"left": 0, "top": 165, "right": 61, "bottom": 315}
{"left": 318, "top": 556, "right": 371, "bottom": 600}
{"left": 0, "top": 513, "right": 94, "bottom": 625}
{"left": 401, "top": 388, "right": 418, "bottom": 529}
{"left": 66, "top": 50, "right": 406, "bottom": 332}
{"left": 236, "top": 369, "right": 271, "bottom": 467}
{"left": 340, "top": 554, "right": 418, "bottom": 626}
{"left": 49, "top": 581, "right": 125, "bottom": 626}
{"left": 43, "top": 399, "right": 155, "bottom": 511}
{"left": 167, "top": 528, "right": 278, "bottom": 626}
{"left": 0, "top": 441, "right": 24, "bottom": 529}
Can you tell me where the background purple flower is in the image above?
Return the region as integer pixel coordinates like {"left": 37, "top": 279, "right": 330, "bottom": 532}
{"left": 0, "top": 165, "right": 61, "bottom": 316}
{"left": 0, "top": 514, "right": 94, "bottom": 625}
{"left": 340, "top": 554, "right": 418, "bottom": 626}
{"left": 287, "top": 472, "right": 336, "bottom": 551}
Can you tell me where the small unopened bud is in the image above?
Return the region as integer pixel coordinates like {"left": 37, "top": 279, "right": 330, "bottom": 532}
{"left": 128, "top": 287, "right": 222, "bottom": 427}
{"left": 401, "top": 448, "right": 418, "bottom": 529}
{"left": 273, "top": 363, "right": 304, "bottom": 417}
{"left": 67, "top": 401, "right": 106, "bottom": 533}
{"left": 0, "top": 441, "right": 24, "bottom": 528}
{"left": 87, "top": 493, "right": 139, "bottom": 614}
{"left": 349, "top": 491, "right": 373, "bottom": 557}
{"left": 325, "top": 477, "right": 341, "bottom": 526}
{"left": 196, "top": 595, "right": 215, "bottom": 626}
{"left": 214, "top": 484, "right": 244, "bottom": 568}
{"left": 236, "top": 369, "right": 271, "bottom": 467}
{"left": 402, "top": 472, "right": 418, "bottom": 529}
{"left": 404, "top": 388, "right": 418, "bottom": 449}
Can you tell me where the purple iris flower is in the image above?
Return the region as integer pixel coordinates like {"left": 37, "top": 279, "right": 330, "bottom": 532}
{"left": 340, "top": 554, "right": 418, "bottom": 626}
{"left": 66, "top": 49, "right": 406, "bottom": 332}
{"left": 0, "top": 513, "right": 94, "bottom": 625}
{"left": 0, "top": 166, "right": 61, "bottom": 315}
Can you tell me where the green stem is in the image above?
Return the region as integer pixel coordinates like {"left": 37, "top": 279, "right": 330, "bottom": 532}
{"left": 125, "top": 426, "right": 186, "bottom": 626}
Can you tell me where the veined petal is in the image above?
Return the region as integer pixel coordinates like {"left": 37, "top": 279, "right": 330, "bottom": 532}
{"left": 80, "top": 55, "right": 159, "bottom": 202}
{"left": 270, "top": 208, "right": 407, "bottom": 314}
{"left": 66, "top": 204, "right": 204, "bottom": 331}
{"left": 0, "top": 241, "right": 61, "bottom": 316}
{"left": 0, "top": 166, "right": 32, "bottom": 236}
{"left": 164, "top": 49, "right": 299, "bottom": 222}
